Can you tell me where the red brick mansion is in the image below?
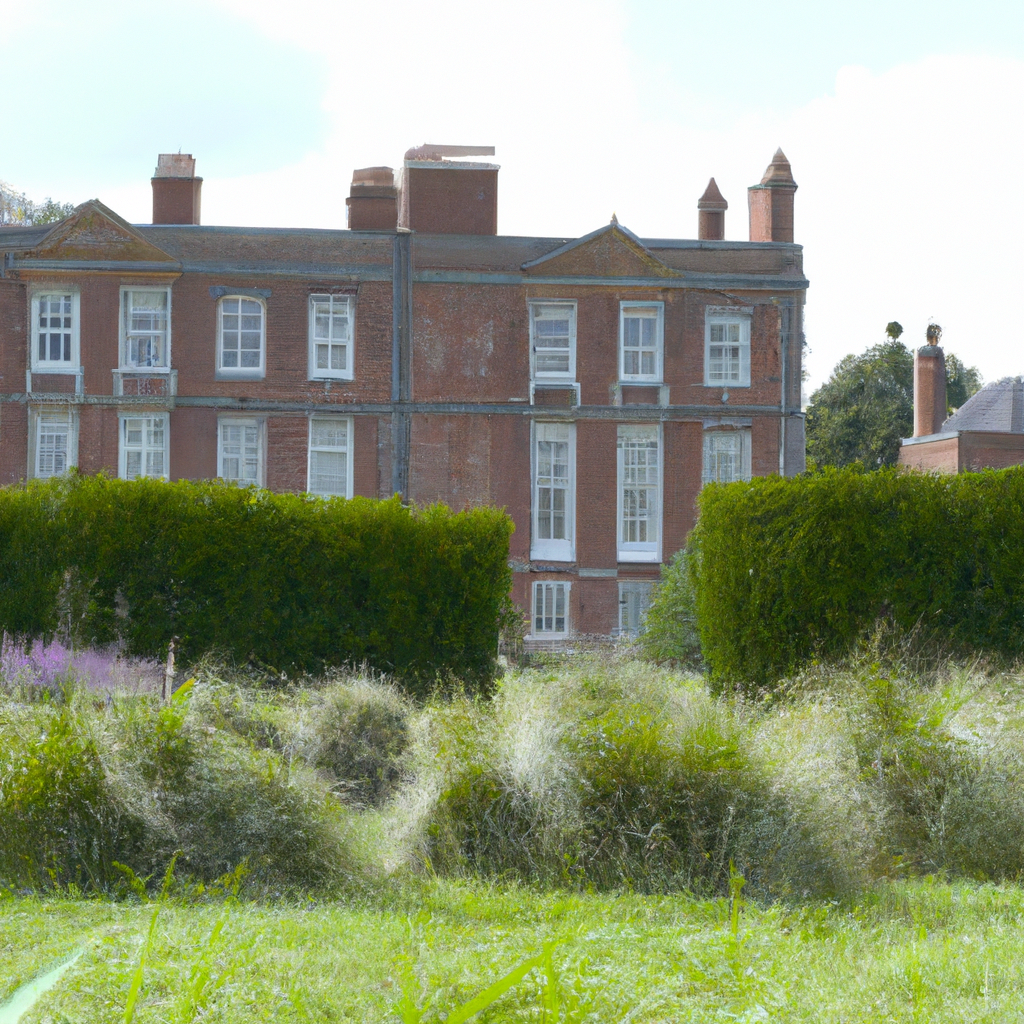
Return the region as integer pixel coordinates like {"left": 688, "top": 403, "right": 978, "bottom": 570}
{"left": 0, "top": 146, "right": 807, "bottom": 642}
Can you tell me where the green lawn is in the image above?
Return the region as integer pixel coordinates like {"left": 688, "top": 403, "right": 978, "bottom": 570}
{"left": 4, "top": 879, "right": 1024, "bottom": 1023}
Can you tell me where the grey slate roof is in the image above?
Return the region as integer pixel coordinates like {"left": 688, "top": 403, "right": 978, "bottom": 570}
{"left": 0, "top": 224, "right": 55, "bottom": 250}
{"left": 944, "top": 377, "right": 1024, "bottom": 433}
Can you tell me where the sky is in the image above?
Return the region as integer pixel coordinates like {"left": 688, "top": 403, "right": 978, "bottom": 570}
{"left": 2, "top": 0, "right": 1023, "bottom": 396}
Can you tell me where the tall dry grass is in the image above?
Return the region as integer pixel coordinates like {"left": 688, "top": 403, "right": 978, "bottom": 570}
{"left": 5, "top": 648, "right": 1024, "bottom": 898}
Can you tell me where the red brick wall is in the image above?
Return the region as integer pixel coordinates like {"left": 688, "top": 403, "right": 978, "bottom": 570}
{"left": 170, "top": 407, "right": 218, "bottom": 481}
{"left": 266, "top": 416, "right": 308, "bottom": 492}
{"left": 0, "top": 402, "right": 28, "bottom": 485}
{"left": 353, "top": 416, "right": 379, "bottom": 498}
{"left": 575, "top": 420, "right": 618, "bottom": 567}
{"left": 152, "top": 178, "right": 201, "bottom": 226}
{"left": 959, "top": 432, "right": 1024, "bottom": 471}
{"left": 898, "top": 436, "right": 959, "bottom": 473}
{"left": 402, "top": 166, "right": 498, "bottom": 235}
{"left": 77, "top": 406, "right": 118, "bottom": 476}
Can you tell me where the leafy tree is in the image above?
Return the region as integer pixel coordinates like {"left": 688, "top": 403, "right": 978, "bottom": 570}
{"left": 806, "top": 323, "right": 982, "bottom": 469}
{"left": 0, "top": 181, "right": 74, "bottom": 225}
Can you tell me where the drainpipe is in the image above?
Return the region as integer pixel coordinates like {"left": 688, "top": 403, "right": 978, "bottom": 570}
{"left": 391, "top": 229, "right": 413, "bottom": 499}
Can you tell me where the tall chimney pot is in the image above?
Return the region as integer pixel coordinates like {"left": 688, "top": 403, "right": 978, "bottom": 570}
{"left": 346, "top": 166, "right": 398, "bottom": 230}
{"left": 914, "top": 324, "right": 947, "bottom": 437}
{"left": 398, "top": 143, "right": 498, "bottom": 235}
{"left": 152, "top": 153, "right": 202, "bottom": 225}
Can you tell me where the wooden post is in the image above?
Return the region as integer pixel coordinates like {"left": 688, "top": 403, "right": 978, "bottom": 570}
{"left": 163, "top": 638, "right": 176, "bottom": 701}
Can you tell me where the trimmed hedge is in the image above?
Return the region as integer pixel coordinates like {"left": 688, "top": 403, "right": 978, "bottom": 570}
{"left": 686, "top": 466, "right": 1024, "bottom": 689}
{"left": 0, "top": 475, "right": 513, "bottom": 690}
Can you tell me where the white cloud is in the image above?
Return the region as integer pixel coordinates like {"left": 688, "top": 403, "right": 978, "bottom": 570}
{"left": 97, "top": 4, "right": 1024, "bottom": 392}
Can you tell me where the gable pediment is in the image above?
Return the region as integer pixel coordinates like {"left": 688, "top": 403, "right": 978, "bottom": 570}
{"left": 522, "top": 221, "right": 680, "bottom": 279}
{"left": 25, "top": 200, "right": 177, "bottom": 264}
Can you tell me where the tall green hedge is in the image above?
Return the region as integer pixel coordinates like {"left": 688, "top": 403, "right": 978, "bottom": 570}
{"left": 0, "top": 475, "right": 513, "bottom": 690}
{"left": 686, "top": 466, "right": 1024, "bottom": 689}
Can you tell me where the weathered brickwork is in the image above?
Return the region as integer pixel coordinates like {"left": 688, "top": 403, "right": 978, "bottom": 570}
{"left": 0, "top": 148, "right": 808, "bottom": 639}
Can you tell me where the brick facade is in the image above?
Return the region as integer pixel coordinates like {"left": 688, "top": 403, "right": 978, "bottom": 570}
{"left": 0, "top": 148, "right": 808, "bottom": 641}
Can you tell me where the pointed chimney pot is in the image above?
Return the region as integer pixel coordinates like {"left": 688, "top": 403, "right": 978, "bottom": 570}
{"left": 747, "top": 148, "right": 797, "bottom": 242}
{"left": 697, "top": 177, "right": 728, "bottom": 240}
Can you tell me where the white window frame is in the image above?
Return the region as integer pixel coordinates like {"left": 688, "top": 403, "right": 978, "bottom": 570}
{"left": 529, "top": 300, "right": 577, "bottom": 381}
{"left": 704, "top": 307, "right": 752, "bottom": 388}
{"left": 617, "top": 423, "right": 662, "bottom": 562}
{"left": 119, "top": 287, "right": 172, "bottom": 371}
{"left": 30, "top": 290, "right": 80, "bottom": 372}
{"left": 702, "top": 429, "right": 752, "bottom": 486}
{"left": 217, "top": 417, "right": 265, "bottom": 486}
{"left": 531, "top": 421, "right": 575, "bottom": 562}
{"left": 119, "top": 413, "right": 169, "bottom": 481}
{"left": 216, "top": 296, "right": 266, "bottom": 378}
{"left": 531, "top": 580, "right": 571, "bottom": 638}
{"left": 618, "top": 581, "right": 654, "bottom": 638}
{"left": 29, "top": 407, "right": 77, "bottom": 479}
{"left": 619, "top": 301, "right": 664, "bottom": 382}
{"left": 307, "top": 415, "right": 353, "bottom": 498}
{"left": 308, "top": 294, "right": 354, "bottom": 381}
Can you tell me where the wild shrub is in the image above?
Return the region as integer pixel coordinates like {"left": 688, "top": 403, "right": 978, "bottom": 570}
{"left": 395, "top": 661, "right": 869, "bottom": 898}
{"left": 0, "top": 475, "right": 513, "bottom": 690}
{"left": 637, "top": 549, "right": 702, "bottom": 668}
{"left": 810, "top": 657, "right": 1024, "bottom": 880}
{"left": 0, "top": 678, "right": 362, "bottom": 893}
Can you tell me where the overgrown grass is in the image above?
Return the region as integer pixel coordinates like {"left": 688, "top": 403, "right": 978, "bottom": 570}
{"left": 6, "top": 652, "right": 1024, "bottom": 899}
{"left": 6, "top": 879, "right": 1024, "bottom": 1022}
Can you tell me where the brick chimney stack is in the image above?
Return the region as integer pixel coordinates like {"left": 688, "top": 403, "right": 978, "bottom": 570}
{"left": 399, "top": 144, "right": 498, "bottom": 235}
{"left": 152, "top": 153, "right": 202, "bottom": 225}
{"left": 914, "top": 324, "right": 947, "bottom": 437}
{"left": 346, "top": 167, "right": 398, "bottom": 230}
{"left": 747, "top": 148, "right": 796, "bottom": 242}
{"left": 697, "top": 178, "right": 728, "bottom": 240}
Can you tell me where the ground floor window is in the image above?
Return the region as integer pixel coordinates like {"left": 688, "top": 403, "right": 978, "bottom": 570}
{"left": 619, "top": 581, "right": 654, "bottom": 637}
{"left": 218, "top": 417, "right": 263, "bottom": 485}
{"left": 532, "top": 580, "right": 570, "bottom": 637}
{"left": 120, "top": 414, "right": 168, "bottom": 480}
{"left": 32, "top": 408, "right": 76, "bottom": 478}
{"left": 702, "top": 429, "right": 752, "bottom": 485}
{"left": 307, "top": 416, "right": 352, "bottom": 497}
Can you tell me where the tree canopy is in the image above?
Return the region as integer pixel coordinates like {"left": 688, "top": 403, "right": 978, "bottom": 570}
{"left": 806, "top": 324, "right": 982, "bottom": 469}
{"left": 0, "top": 181, "right": 75, "bottom": 226}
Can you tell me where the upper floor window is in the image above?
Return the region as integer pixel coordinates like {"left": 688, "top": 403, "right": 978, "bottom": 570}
{"left": 32, "top": 408, "right": 77, "bottom": 478}
{"left": 121, "top": 288, "right": 170, "bottom": 370}
{"left": 31, "top": 292, "right": 79, "bottom": 371}
{"left": 620, "top": 302, "right": 663, "bottom": 381}
{"left": 120, "top": 414, "right": 168, "bottom": 480}
{"left": 218, "top": 417, "right": 264, "bottom": 485}
{"left": 532, "top": 421, "right": 575, "bottom": 561}
{"left": 705, "top": 308, "right": 751, "bottom": 387}
{"left": 702, "top": 429, "right": 751, "bottom": 485}
{"left": 307, "top": 416, "right": 352, "bottom": 497}
{"left": 218, "top": 296, "right": 265, "bottom": 377}
{"left": 618, "top": 424, "right": 660, "bottom": 561}
{"left": 309, "top": 294, "right": 353, "bottom": 380}
{"left": 530, "top": 301, "right": 576, "bottom": 379}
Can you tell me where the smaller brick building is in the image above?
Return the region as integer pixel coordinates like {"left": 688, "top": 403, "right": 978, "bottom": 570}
{"left": 0, "top": 145, "right": 808, "bottom": 643}
{"left": 900, "top": 329, "right": 1024, "bottom": 473}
